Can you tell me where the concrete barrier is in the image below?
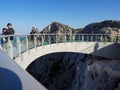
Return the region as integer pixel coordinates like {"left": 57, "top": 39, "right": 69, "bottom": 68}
{"left": 15, "top": 42, "right": 120, "bottom": 69}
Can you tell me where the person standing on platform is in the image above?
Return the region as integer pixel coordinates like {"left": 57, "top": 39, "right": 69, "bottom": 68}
{"left": 6, "top": 23, "right": 15, "bottom": 40}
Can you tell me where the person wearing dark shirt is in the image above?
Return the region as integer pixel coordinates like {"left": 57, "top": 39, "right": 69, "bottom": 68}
{"left": 6, "top": 23, "right": 15, "bottom": 40}
{"left": 30, "top": 27, "right": 38, "bottom": 40}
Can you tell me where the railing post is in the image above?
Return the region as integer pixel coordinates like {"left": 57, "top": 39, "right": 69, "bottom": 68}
{"left": 26, "top": 35, "right": 29, "bottom": 51}
{"left": 91, "top": 35, "right": 93, "bottom": 41}
{"left": 34, "top": 35, "right": 37, "bottom": 48}
{"left": 41, "top": 35, "right": 44, "bottom": 46}
{"left": 78, "top": 35, "right": 80, "bottom": 41}
{"left": 64, "top": 35, "right": 66, "bottom": 42}
{"left": 16, "top": 36, "right": 21, "bottom": 56}
{"left": 86, "top": 35, "right": 88, "bottom": 41}
{"left": 70, "top": 34, "right": 72, "bottom": 42}
{"left": 82, "top": 35, "right": 84, "bottom": 42}
{"left": 101, "top": 35, "right": 103, "bottom": 42}
{"left": 7, "top": 37, "right": 13, "bottom": 59}
{"left": 95, "top": 35, "right": 97, "bottom": 41}
{"left": 72, "top": 34, "right": 75, "bottom": 42}
{"left": 56, "top": 35, "right": 58, "bottom": 43}
{"left": 48, "top": 35, "right": 51, "bottom": 44}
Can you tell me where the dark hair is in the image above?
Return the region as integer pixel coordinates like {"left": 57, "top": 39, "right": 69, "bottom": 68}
{"left": 7, "top": 23, "right": 12, "bottom": 26}
{"left": 2, "top": 28, "right": 7, "bottom": 33}
{"left": 2, "top": 28, "right": 7, "bottom": 30}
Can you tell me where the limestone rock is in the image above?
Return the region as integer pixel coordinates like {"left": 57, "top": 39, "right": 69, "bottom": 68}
{"left": 85, "top": 60, "right": 120, "bottom": 90}
{"left": 81, "top": 20, "right": 120, "bottom": 34}
{"left": 27, "top": 53, "right": 120, "bottom": 90}
{"left": 41, "top": 22, "right": 75, "bottom": 34}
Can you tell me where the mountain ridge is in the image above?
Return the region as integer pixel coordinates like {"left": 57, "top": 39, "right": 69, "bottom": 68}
{"left": 40, "top": 20, "right": 120, "bottom": 35}
{"left": 41, "top": 22, "right": 75, "bottom": 34}
{"left": 80, "top": 20, "right": 120, "bottom": 34}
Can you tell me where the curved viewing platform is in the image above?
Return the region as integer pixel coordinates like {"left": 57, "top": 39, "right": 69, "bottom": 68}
{"left": 0, "top": 34, "right": 120, "bottom": 60}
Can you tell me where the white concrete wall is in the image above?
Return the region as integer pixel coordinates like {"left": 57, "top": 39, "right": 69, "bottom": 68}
{"left": 15, "top": 42, "right": 119, "bottom": 70}
{"left": 0, "top": 49, "right": 47, "bottom": 90}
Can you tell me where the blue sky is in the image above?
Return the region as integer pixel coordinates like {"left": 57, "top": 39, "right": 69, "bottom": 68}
{"left": 0, "top": 0, "right": 120, "bottom": 34}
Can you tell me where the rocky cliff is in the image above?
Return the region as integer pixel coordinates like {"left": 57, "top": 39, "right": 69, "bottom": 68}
{"left": 81, "top": 20, "right": 120, "bottom": 34}
{"left": 41, "top": 22, "right": 75, "bottom": 34}
{"left": 26, "top": 53, "right": 120, "bottom": 90}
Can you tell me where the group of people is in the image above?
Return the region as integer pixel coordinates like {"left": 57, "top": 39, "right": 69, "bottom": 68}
{"left": 1, "top": 23, "right": 15, "bottom": 43}
{"left": 1, "top": 24, "right": 42, "bottom": 44}
{"left": 30, "top": 26, "right": 40, "bottom": 40}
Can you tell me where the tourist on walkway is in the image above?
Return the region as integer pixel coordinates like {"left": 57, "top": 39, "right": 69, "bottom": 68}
{"left": 1, "top": 23, "right": 15, "bottom": 50}
{"left": 2, "top": 23, "right": 15, "bottom": 41}
{"left": 30, "top": 27, "right": 39, "bottom": 40}
{"left": 6, "top": 23, "right": 15, "bottom": 40}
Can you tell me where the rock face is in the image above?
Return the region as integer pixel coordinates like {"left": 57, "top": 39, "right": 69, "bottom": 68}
{"left": 26, "top": 52, "right": 120, "bottom": 90}
{"left": 26, "top": 52, "right": 79, "bottom": 90}
{"left": 41, "top": 22, "right": 75, "bottom": 34}
{"left": 81, "top": 20, "right": 120, "bottom": 34}
{"left": 85, "top": 59, "right": 120, "bottom": 90}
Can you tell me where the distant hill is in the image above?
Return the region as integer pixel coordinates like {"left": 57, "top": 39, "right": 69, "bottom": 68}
{"left": 35, "top": 20, "right": 120, "bottom": 36}
{"left": 41, "top": 22, "right": 75, "bottom": 34}
{"left": 74, "top": 28, "right": 83, "bottom": 33}
{"left": 80, "top": 20, "right": 120, "bottom": 34}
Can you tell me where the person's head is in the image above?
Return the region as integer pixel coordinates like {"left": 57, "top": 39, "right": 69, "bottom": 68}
{"left": 2, "top": 28, "right": 7, "bottom": 33}
{"left": 7, "top": 23, "right": 12, "bottom": 29}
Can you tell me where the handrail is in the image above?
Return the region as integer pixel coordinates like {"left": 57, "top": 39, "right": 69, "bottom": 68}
{"left": 0, "top": 33, "right": 120, "bottom": 37}
{"left": 0, "top": 34, "right": 120, "bottom": 59}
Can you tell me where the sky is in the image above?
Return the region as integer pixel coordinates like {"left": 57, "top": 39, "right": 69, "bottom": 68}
{"left": 0, "top": 0, "right": 120, "bottom": 34}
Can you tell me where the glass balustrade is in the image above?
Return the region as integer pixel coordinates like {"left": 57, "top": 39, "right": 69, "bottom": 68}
{"left": 0, "top": 34, "right": 120, "bottom": 59}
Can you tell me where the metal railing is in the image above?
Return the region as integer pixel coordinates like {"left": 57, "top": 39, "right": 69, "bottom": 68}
{"left": 0, "top": 34, "right": 120, "bottom": 59}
